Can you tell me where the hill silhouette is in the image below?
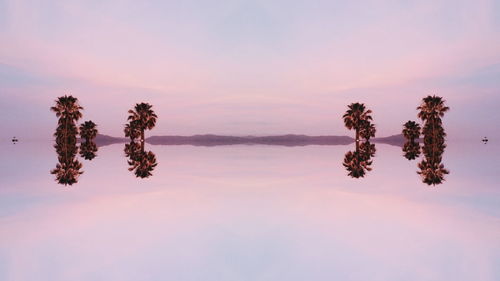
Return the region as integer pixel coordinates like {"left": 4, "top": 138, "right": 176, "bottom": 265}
{"left": 91, "top": 133, "right": 409, "bottom": 147}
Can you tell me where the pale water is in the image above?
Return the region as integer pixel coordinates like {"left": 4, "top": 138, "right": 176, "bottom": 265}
{"left": 1, "top": 141, "right": 499, "bottom": 281}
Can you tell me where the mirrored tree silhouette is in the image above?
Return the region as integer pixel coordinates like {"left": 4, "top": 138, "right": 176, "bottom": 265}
{"left": 343, "top": 141, "right": 376, "bottom": 178}
{"left": 79, "top": 141, "right": 98, "bottom": 160}
{"left": 342, "top": 102, "right": 376, "bottom": 178}
{"left": 124, "top": 102, "right": 158, "bottom": 178}
{"left": 124, "top": 141, "right": 157, "bottom": 178}
{"left": 402, "top": 120, "right": 421, "bottom": 160}
{"left": 51, "top": 140, "right": 82, "bottom": 185}
{"left": 79, "top": 121, "right": 98, "bottom": 160}
{"left": 416, "top": 95, "right": 450, "bottom": 186}
{"left": 403, "top": 141, "right": 421, "bottom": 160}
{"left": 50, "top": 95, "right": 84, "bottom": 185}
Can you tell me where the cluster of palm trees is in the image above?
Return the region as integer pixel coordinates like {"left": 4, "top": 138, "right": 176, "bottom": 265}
{"left": 50, "top": 95, "right": 450, "bottom": 185}
{"left": 342, "top": 103, "right": 376, "bottom": 178}
{"left": 124, "top": 103, "right": 158, "bottom": 178}
{"left": 50, "top": 95, "right": 98, "bottom": 185}
{"left": 402, "top": 95, "right": 449, "bottom": 185}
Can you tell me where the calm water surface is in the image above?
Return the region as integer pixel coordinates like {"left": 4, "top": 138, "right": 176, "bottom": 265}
{"left": 0, "top": 141, "right": 499, "bottom": 281}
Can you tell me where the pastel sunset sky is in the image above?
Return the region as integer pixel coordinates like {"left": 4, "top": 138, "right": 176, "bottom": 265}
{"left": 1, "top": 0, "right": 499, "bottom": 139}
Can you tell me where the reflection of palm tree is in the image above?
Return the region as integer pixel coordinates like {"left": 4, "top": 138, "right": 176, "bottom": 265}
{"left": 403, "top": 141, "right": 421, "bottom": 160}
{"left": 343, "top": 103, "right": 373, "bottom": 141}
{"left": 51, "top": 140, "right": 83, "bottom": 185}
{"left": 418, "top": 159, "right": 449, "bottom": 185}
{"left": 80, "top": 141, "right": 98, "bottom": 160}
{"left": 126, "top": 103, "right": 157, "bottom": 142}
{"left": 124, "top": 142, "right": 158, "bottom": 178}
{"left": 343, "top": 141, "right": 376, "bottom": 178}
{"left": 51, "top": 157, "right": 83, "bottom": 185}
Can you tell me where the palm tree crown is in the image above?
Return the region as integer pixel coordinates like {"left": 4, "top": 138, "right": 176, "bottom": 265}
{"left": 402, "top": 120, "right": 421, "bottom": 140}
{"left": 417, "top": 95, "right": 449, "bottom": 122}
{"left": 79, "top": 121, "right": 98, "bottom": 140}
{"left": 51, "top": 95, "right": 83, "bottom": 124}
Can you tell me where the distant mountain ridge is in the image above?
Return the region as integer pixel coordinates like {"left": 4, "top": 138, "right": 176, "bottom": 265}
{"left": 91, "top": 133, "right": 408, "bottom": 147}
{"left": 147, "top": 134, "right": 354, "bottom": 146}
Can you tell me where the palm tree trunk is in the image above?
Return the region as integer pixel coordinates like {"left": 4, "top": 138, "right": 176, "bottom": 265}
{"left": 141, "top": 129, "right": 145, "bottom": 151}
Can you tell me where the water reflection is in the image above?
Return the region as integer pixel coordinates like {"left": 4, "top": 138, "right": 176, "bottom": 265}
{"left": 418, "top": 123, "right": 449, "bottom": 185}
{"left": 51, "top": 130, "right": 83, "bottom": 185}
{"left": 124, "top": 142, "right": 158, "bottom": 178}
{"left": 343, "top": 141, "right": 376, "bottom": 178}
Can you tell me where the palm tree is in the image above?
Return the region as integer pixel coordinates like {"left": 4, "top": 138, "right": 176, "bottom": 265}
{"left": 402, "top": 121, "right": 421, "bottom": 141}
{"left": 343, "top": 103, "right": 373, "bottom": 141}
{"left": 417, "top": 95, "right": 449, "bottom": 123}
{"left": 79, "top": 121, "right": 98, "bottom": 141}
{"left": 126, "top": 103, "right": 157, "bottom": 142}
{"left": 51, "top": 95, "right": 83, "bottom": 123}
{"left": 51, "top": 95, "right": 83, "bottom": 146}
{"left": 359, "top": 120, "right": 376, "bottom": 140}
{"left": 124, "top": 119, "right": 142, "bottom": 140}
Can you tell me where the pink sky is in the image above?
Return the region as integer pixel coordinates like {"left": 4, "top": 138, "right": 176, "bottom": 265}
{"left": 1, "top": 0, "right": 499, "bottom": 139}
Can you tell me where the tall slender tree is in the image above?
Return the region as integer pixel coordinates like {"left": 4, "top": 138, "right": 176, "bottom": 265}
{"left": 51, "top": 95, "right": 83, "bottom": 144}
{"left": 51, "top": 95, "right": 86, "bottom": 185}
{"left": 416, "top": 95, "right": 450, "bottom": 186}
